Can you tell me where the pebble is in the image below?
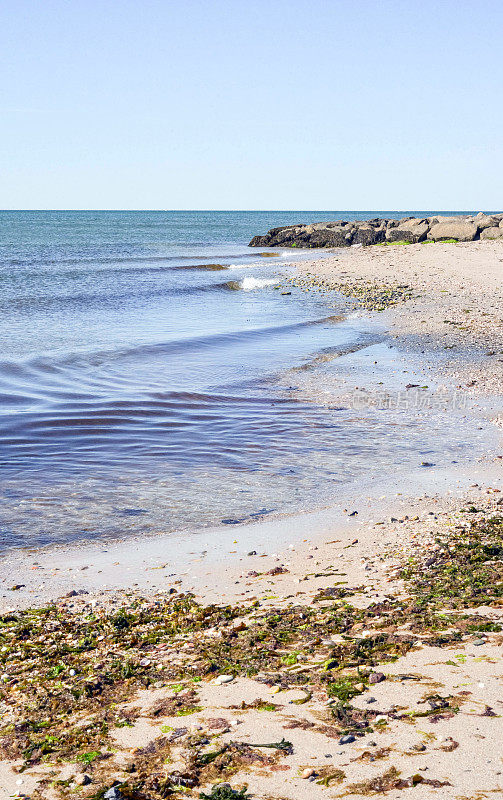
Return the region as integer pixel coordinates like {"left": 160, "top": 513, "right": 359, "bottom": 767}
{"left": 369, "top": 671, "right": 386, "bottom": 684}
{"left": 301, "top": 768, "right": 315, "bottom": 779}
{"left": 339, "top": 734, "right": 356, "bottom": 744}
{"left": 365, "top": 696, "right": 377, "bottom": 703}
{"left": 214, "top": 674, "right": 234, "bottom": 685}
{"left": 74, "top": 774, "right": 92, "bottom": 786}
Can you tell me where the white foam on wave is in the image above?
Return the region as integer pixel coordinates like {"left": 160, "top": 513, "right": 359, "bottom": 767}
{"left": 240, "top": 277, "right": 277, "bottom": 291}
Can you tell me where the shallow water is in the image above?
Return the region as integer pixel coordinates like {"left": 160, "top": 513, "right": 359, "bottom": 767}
{"left": 0, "top": 211, "right": 491, "bottom": 552}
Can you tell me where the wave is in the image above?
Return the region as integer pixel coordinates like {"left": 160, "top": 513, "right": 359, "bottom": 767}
{"left": 0, "top": 277, "right": 275, "bottom": 313}
{"left": 1, "top": 273, "right": 282, "bottom": 314}
{"left": 240, "top": 277, "right": 278, "bottom": 291}
{"left": 0, "top": 387, "right": 309, "bottom": 471}
{"left": 171, "top": 263, "right": 227, "bottom": 271}
{"left": 0, "top": 315, "right": 344, "bottom": 387}
{"left": 2, "top": 252, "right": 255, "bottom": 269}
{"left": 223, "top": 277, "right": 277, "bottom": 291}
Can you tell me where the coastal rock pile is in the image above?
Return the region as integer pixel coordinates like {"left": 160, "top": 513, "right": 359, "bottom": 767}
{"left": 249, "top": 212, "right": 503, "bottom": 248}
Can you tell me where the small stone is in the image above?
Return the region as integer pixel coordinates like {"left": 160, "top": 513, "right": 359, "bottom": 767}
{"left": 339, "top": 734, "right": 356, "bottom": 744}
{"left": 369, "top": 672, "right": 385, "bottom": 684}
{"left": 473, "top": 639, "right": 485, "bottom": 646}
{"left": 301, "top": 768, "right": 315, "bottom": 779}
{"left": 74, "top": 774, "right": 92, "bottom": 786}
{"left": 214, "top": 674, "right": 234, "bottom": 685}
{"left": 247, "top": 551, "right": 257, "bottom": 556}
{"left": 365, "top": 696, "right": 377, "bottom": 703}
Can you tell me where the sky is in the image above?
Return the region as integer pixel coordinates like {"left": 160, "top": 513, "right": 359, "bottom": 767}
{"left": 1, "top": 0, "right": 502, "bottom": 210}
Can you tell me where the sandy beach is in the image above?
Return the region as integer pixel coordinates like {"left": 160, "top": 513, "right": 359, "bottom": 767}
{"left": 2, "top": 240, "right": 503, "bottom": 800}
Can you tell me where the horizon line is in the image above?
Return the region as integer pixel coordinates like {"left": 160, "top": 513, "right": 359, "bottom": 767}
{"left": 0, "top": 208, "right": 490, "bottom": 214}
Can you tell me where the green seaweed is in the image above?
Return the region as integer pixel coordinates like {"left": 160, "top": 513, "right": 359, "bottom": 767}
{"left": 200, "top": 785, "right": 251, "bottom": 800}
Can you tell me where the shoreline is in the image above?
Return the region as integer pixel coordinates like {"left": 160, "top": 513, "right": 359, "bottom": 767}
{"left": 3, "top": 241, "right": 503, "bottom": 609}
{"left": 2, "top": 240, "right": 503, "bottom": 799}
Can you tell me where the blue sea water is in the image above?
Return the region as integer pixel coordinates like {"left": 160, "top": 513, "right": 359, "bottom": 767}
{"left": 0, "top": 211, "right": 487, "bottom": 552}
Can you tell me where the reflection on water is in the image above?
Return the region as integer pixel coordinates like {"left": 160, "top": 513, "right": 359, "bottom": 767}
{"left": 0, "top": 211, "right": 494, "bottom": 552}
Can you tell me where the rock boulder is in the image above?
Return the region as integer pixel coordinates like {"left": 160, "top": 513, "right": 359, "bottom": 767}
{"left": 480, "top": 227, "right": 503, "bottom": 240}
{"left": 386, "top": 219, "right": 429, "bottom": 243}
{"left": 427, "top": 222, "right": 478, "bottom": 242}
{"left": 249, "top": 214, "right": 503, "bottom": 248}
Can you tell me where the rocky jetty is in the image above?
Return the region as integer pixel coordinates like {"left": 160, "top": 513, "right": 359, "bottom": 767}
{"left": 249, "top": 212, "right": 503, "bottom": 248}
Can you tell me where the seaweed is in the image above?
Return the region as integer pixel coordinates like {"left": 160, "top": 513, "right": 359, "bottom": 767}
{"left": 200, "top": 785, "right": 251, "bottom": 800}
{"left": 2, "top": 510, "right": 502, "bottom": 798}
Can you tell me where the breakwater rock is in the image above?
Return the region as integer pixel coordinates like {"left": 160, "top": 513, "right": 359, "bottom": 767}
{"left": 249, "top": 213, "right": 503, "bottom": 249}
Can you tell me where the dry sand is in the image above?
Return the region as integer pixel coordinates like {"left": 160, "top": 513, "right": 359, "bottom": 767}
{"left": 1, "top": 240, "right": 503, "bottom": 800}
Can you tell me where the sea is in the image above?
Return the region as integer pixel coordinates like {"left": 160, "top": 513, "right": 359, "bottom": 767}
{"left": 0, "top": 210, "right": 491, "bottom": 553}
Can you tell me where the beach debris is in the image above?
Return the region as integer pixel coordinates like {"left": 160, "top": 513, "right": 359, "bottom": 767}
{"left": 347, "top": 766, "right": 451, "bottom": 794}
{"left": 104, "top": 788, "right": 123, "bottom": 800}
{"left": 200, "top": 785, "right": 251, "bottom": 800}
{"left": 439, "top": 737, "right": 459, "bottom": 752}
{"left": 315, "top": 767, "right": 346, "bottom": 786}
{"left": 266, "top": 566, "right": 289, "bottom": 575}
{"left": 246, "top": 738, "right": 293, "bottom": 753}
{"left": 1, "top": 508, "right": 502, "bottom": 798}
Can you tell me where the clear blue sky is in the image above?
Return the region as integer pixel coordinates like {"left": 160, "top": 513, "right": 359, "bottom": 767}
{"left": 1, "top": 0, "right": 502, "bottom": 210}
